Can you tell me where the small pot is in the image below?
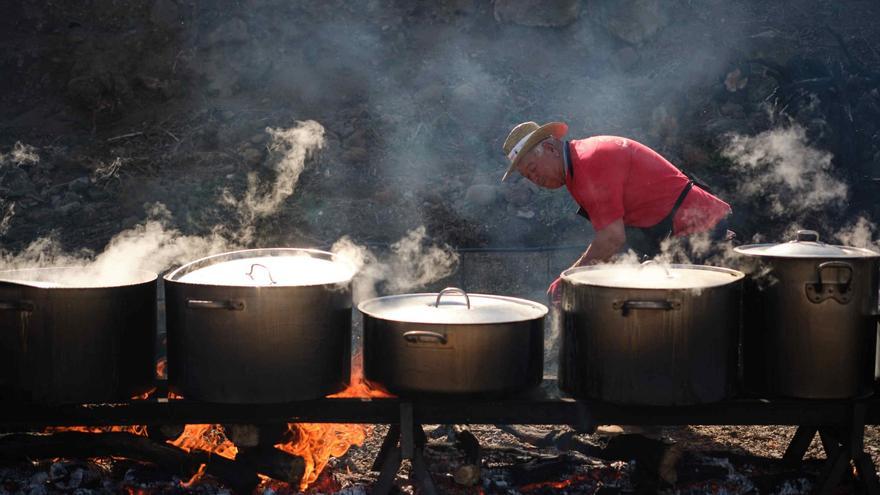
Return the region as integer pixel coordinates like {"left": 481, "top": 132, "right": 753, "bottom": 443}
{"left": 558, "top": 262, "right": 744, "bottom": 405}
{"left": 165, "top": 248, "right": 355, "bottom": 403}
{"left": 735, "top": 230, "right": 880, "bottom": 399}
{"left": 0, "top": 267, "right": 157, "bottom": 404}
{"left": 359, "top": 287, "right": 547, "bottom": 396}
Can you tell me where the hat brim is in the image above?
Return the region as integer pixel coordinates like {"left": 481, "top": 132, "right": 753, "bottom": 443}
{"left": 502, "top": 122, "right": 569, "bottom": 181}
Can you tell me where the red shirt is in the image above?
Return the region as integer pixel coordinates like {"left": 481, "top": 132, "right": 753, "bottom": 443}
{"left": 565, "top": 136, "right": 731, "bottom": 235}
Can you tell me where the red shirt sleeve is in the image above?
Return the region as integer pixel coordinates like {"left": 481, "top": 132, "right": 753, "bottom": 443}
{"left": 577, "top": 141, "right": 631, "bottom": 231}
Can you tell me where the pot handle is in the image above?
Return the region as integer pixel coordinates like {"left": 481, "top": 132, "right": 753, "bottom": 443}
{"left": 186, "top": 299, "right": 246, "bottom": 311}
{"left": 613, "top": 299, "right": 681, "bottom": 316}
{"left": 796, "top": 230, "right": 820, "bottom": 242}
{"left": 805, "top": 261, "right": 854, "bottom": 304}
{"left": 0, "top": 300, "right": 35, "bottom": 313}
{"left": 435, "top": 287, "right": 471, "bottom": 309}
{"left": 403, "top": 330, "right": 448, "bottom": 345}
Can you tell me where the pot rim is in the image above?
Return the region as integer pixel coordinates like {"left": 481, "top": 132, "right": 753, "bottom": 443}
{"left": 733, "top": 243, "right": 880, "bottom": 259}
{"left": 164, "top": 247, "right": 356, "bottom": 287}
{"left": 358, "top": 291, "right": 548, "bottom": 325}
{"left": 561, "top": 263, "right": 745, "bottom": 290}
{"left": 0, "top": 266, "right": 158, "bottom": 289}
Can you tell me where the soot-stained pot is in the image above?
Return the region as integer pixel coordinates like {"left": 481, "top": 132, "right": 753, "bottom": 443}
{"left": 735, "top": 230, "right": 880, "bottom": 399}
{"left": 558, "top": 262, "right": 744, "bottom": 405}
{"left": 0, "top": 267, "right": 157, "bottom": 404}
{"left": 359, "top": 287, "right": 547, "bottom": 396}
{"left": 164, "top": 248, "right": 355, "bottom": 403}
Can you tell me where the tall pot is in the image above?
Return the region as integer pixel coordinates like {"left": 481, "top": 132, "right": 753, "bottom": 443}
{"left": 559, "top": 263, "right": 744, "bottom": 405}
{"left": 0, "top": 267, "right": 157, "bottom": 404}
{"left": 735, "top": 230, "right": 880, "bottom": 399}
{"left": 164, "top": 248, "right": 355, "bottom": 403}
{"left": 360, "top": 287, "right": 547, "bottom": 396}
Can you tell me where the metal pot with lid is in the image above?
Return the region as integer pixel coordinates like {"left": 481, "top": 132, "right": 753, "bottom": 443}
{"left": 0, "top": 267, "right": 157, "bottom": 404}
{"left": 164, "top": 248, "right": 355, "bottom": 403}
{"left": 735, "top": 230, "right": 880, "bottom": 399}
{"left": 359, "top": 287, "right": 547, "bottom": 396}
{"left": 558, "top": 262, "right": 744, "bottom": 405}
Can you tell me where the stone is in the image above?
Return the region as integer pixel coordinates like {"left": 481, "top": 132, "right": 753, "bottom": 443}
{"left": 502, "top": 180, "right": 532, "bottom": 207}
{"left": 613, "top": 46, "right": 640, "bottom": 72}
{"left": 464, "top": 184, "right": 498, "bottom": 206}
{"left": 587, "top": 0, "right": 669, "bottom": 45}
{"left": 240, "top": 147, "right": 264, "bottom": 167}
{"left": 206, "top": 18, "right": 249, "bottom": 46}
{"left": 58, "top": 202, "right": 82, "bottom": 216}
{"left": 719, "top": 102, "right": 746, "bottom": 118}
{"left": 494, "top": 0, "right": 581, "bottom": 27}
{"left": 150, "top": 0, "right": 181, "bottom": 31}
{"left": 2, "top": 168, "right": 35, "bottom": 198}
{"left": 69, "top": 176, "right": 91, "bottom": 193}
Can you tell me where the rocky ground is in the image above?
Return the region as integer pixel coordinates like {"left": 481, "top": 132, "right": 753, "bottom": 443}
{"left": 2, "top": 0, "right": 880, "bottom": 493}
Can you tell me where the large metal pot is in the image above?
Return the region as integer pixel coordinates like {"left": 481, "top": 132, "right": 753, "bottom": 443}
{"left": 359, "top": 287, "right": 547, "bottom": 396}
{"left": 558, "top": 262, "right": 744, "bottom": 405}
{"left": 164, "top": 248, "right": 355, "bottom": 403}
{"left": 0, "top": 267, "right": 157, "bottom": 404}
{"left": 735, "top": 230, "right": 880, "bottom": 399}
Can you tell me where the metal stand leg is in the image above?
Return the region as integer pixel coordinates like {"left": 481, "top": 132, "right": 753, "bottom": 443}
{"left": 787, "top": 403, "right": 880, "bottom": 495}
{"left": 368, "top": 403, "right": 438, "bottom": 495}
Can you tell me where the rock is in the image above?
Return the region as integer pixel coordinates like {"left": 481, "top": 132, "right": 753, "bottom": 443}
{"left": 724, "top": 68, "right": 748, "bottom": 92}
{"left": 240, "top": 147, "right": 264, "bottom": 167}
{"left": 719, "top": 102, "right": 746, "bottom": 118}
{"left": 68, "top": 176, "right": 91, "bottom": 193}
{"left": 587, "top": 0, "right": 669, "bottom": 45}
{"left": 494, "top": 0, "right": 581, "bottom": 27}
{"left": 613, "top": 46, "right": 640, "bottom": 72}
{"left": 249, "top": 133, "right": 268, "bottom": 145}
{"left": 58, "top": 202, "right": 82, "bottom": 216}
{"left": 464, "top": 184, "right": 498, "bottom": 206}
{"left": 206, "top": 18, "right": 249, "bottom": 46}
{"left": 341, "top": 146, "right": 369, "bottom": 164}
{"left": 150, "top": 0, "right": 181, "bottom": 31}
{"left": 502, "top": 181, "right": 532, "bottom": 207}
{"left": 454, "top": 464, "right": 481, "bottom": 486}
{"left": 1, "top": 168, "right": 35, "bottom": 198}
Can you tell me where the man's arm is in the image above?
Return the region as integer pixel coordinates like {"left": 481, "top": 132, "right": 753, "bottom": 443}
{"left": 572, "top": 218, "right": 626, "bottom": 267}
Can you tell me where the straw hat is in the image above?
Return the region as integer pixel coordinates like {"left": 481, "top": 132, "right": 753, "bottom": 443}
{"left": 501, "top": 121, "right": 568, "bottom": 181}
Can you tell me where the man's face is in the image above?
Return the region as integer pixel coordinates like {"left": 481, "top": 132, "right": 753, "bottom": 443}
{"left": 516, "top": 140, "right": 565, "bottom": 189}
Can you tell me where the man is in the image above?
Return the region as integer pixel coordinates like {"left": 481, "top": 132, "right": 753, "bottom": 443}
{"left": 501, "top": 121, "right": 733, "bottom": 293}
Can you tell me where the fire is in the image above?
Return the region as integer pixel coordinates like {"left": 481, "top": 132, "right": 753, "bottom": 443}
{"left": 169, "top": 353, "right": 393, "bottom": 491}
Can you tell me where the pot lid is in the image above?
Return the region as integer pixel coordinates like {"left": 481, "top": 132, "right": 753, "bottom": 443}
{"left": 733, "top": 230, "right": 880, "bottom": 258}
{"left": 358, "top": 287, "right": 548, "bottom": 324}
{"left": 167, "top": 248, "right": 355, "bottom": 287}
{"left": 562, "top": 262, "right": 744, "bottom": 289}
{"left": 0, "top": 267, "right": 157, "bottom": 289}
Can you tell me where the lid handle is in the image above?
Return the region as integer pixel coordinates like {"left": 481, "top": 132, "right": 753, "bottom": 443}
{"left": 246, "top": 263, "right": 277, "bottom": 285}
{"left": 795, "top": 230, "right": 820, "bottom": 242}
{"left": 434, "top": 287, "right": 471, "bottom": 309}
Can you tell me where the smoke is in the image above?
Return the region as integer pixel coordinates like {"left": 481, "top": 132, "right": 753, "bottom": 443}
{"left": 0, "top": 141, "right": 39, "bottom": 167}
{"left": 332, "top": 226, "right": 460, "bottom": 303}
{"left": 221, "top": 120, "right": 325, "bottom": 245}
{"left": 722, "top": 124, "right": 848, "bottom": 217}
{"left": 0, "top": 200, "right": 14, "bottom": 236}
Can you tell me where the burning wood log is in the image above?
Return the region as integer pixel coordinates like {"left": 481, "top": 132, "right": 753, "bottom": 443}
{"left": 453, "top": 429, "right": 481, "bottom": 486}
{"left": 222, "top": 423, "right": 289, "bottom": 448}
{"left": 236, "top": 446, "right": 306, "bottom": 486}
{"left": 498, "top": 425, "right": 680, "bottom": 484}
{"left": 146, "top": 423, "right": 186, "bottom": 442}
{"left": 0, "top": 431, "right": 259, "bottom": 494}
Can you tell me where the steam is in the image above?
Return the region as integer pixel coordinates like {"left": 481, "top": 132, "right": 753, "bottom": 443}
{"left": 722, "top": 124, "right": 848, "bottom": 216}
{"left": 834, "top": 217, "right": 880, "bottom": 251}
{"left": 0, "top": 204, "right": 231, "bottom": 285}
{"left": 0, "top": 120, "right": 326, "bottom": 282}
{"left": 221, "top": 120, "right": 325, "bottom": 245}
{"left": 331, "top": 226, "right": 460, "bottom": 302}
{"left": 0, "top": 141, "right": 39, "bottom": 167}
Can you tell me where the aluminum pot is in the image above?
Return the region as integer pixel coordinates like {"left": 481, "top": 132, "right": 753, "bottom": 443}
{"left": 558, "top": 262, "right": 744, "bottom": 405}
{"left": 359, "top": 287, "right": 547, "bottom": 396}
{"left": 0, "top": 267, "right": 157, "bottom": 404}
{"left": 735, "top": 230, "right": 880, "bottom": 399}
{"left": 164, "top": 248, "right": 355, "bottom": 403}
